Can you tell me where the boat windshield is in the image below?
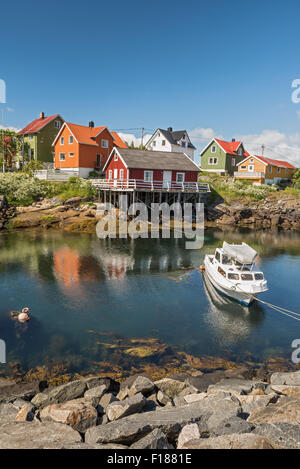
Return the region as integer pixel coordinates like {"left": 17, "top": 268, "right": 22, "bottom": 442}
{"left": 254, "top": 273, "right": 264, "bottom": 280}
{"left": 222, "top": 255, "right": 232, "bottom": 265}
{"left": 227, "top": 273, "right": 239, "bottom": 280}
{"left": 241, "top": 273, "right": 253, "bottom": 281}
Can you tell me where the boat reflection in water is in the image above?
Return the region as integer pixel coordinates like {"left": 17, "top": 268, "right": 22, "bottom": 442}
{"left": 202, "top": 272, "right": 265, "bottom": 347}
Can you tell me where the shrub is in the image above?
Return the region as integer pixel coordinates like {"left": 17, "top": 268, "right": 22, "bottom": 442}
{"left": 0, "top": 173, "right": 48, "bottom": 206}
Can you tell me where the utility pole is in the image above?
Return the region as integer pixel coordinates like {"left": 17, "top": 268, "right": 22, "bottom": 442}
{"left": 141, "top": 127, "right": 144, "bottom": 149}
{"left": 261, "top": 144, "right": 265, "bottom": 156}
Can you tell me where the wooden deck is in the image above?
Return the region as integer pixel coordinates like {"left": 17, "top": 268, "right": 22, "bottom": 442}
{"left": 91, "top": 178, "right": 210, "bottom": 193}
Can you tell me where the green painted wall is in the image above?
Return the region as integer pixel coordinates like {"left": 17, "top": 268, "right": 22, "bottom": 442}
{"left": 21, "top": 116, "right": 64, "bottom": 163}
{"left": 200, "top": 141, "right": 246, "bottom": 175}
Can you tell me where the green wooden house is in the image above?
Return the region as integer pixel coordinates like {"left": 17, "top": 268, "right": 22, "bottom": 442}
{"left": 18, "top": 112, "right": 64, "bottom": 164}
{"left": 200, "top": 138, "right": 249, "bottom": 175}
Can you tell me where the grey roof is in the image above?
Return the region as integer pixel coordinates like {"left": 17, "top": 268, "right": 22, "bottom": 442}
{"left": 157, "top": 128, "right": 196, "bottom": 149}
{"left": 115, "top": 148, "right": 200, "bottom": 171}
{"left": 222, "top": 242, "right": 258, "bottom": 264}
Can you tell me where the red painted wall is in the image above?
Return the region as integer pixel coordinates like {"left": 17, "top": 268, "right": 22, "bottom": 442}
{"left": 129, "top": 169, "right": 198, "bottom": 182}
{"left": 105, "top": 152, "right": 128, "bottom": 179}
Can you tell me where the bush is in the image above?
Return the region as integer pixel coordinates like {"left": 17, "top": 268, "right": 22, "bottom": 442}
{"left": 207, "top": 178, "right": 278, "bottom": 202}
{"left": 48, "top": 177, "right": 97, "bottom": 201}
{"left": 0, "top": 173, "right": 48, "bottom": 206}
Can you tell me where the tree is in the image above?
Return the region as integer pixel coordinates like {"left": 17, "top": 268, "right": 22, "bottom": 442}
{"left": 0, "top": 129, "right": 31, "bottom": 170}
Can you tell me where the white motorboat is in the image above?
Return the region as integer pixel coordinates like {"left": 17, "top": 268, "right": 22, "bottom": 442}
{"left": 203, "top": 241, "right": 268, "bottom": 306}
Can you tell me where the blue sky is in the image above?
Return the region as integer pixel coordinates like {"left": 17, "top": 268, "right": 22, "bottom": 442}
{"left": 1, "top": 0, "right": 300, "bottom": 164}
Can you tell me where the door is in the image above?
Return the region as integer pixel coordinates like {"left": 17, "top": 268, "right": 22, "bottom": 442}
{"left": 163, "top": 170, "right": 172, "bottom": 189}
{"left": 114, "top": 168, "right": 118, "bottom": 186}
{"left": 248, "top": 165, "right": 254, "bottom": 172}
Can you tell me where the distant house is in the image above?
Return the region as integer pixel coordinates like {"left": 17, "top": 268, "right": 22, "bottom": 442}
{"left": 200, "top": 138, "right": 249, "bottom": 175}
{"left": 18, "top": 112, "right": 64, "bottom": 163}
{"left": 145, "top": 127, "right": 196, "bottom": 161}
{"left": 103, "top": 147, "right": 200, "bottom": 189}
{"left": 53, "top": 121, "right": 127, "bottom": 178}
{"left": 235, "top": 155, "right": 296, "bottom": 185}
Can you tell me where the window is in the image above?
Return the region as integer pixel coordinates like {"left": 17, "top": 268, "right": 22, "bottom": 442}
{"left": 222, "top": 255, "right": 232, "bottom": 265}
{"left": 277, "top": 167, "right": 281, "bottom": 173}
{"left": 248, "top": 165, "right": 254, "bottom": 172}
{"left": 211, "top": 145, "right": 216, "bottom": 153}
{"left": 215, "top": 251, "right": 221, "bottom": 262}
{"left": 59, "top": 153, "right": 65, "bottom": 161}
{"left": 114, "top": 152, "right": 118, "bottom": 161}
{"left": 54, "top": 121, "right": 60, "bottom": 129}
{"left": 96, "top": 154, "right": 101, "bottom": 168}
{"left": 144, "top": 171, "right": 153, "bottom": 182}
{"left": 181, "top": 141, "right": 186, "bottom": 148}
{"left": 68, "top": 152, "right": 74, "bottom": 157}
{"left": 120, "top": 169, "right": 124, "bottom": 179}
{"left": 69, "top": 136, "right": 73, "bottom": 144}
{"left": 176, "top": 172, "right": 185, "bottom": 183}
{"left": 238, "top": 147, "right": 243, "bottom": 156}
{"left": 60, "top": 137, "right": 64, "bottom": 145}
{"left": 254, "top": 273, "right": 264, "bottom": 280}
{"left": 241, "top": 273, "right": 253, "bottom": 281}
{"left": 157, "top": 132, "right": 160, "bottom": 137}
{"left": 162, "top": 140, "right": 166, "bottom": 146}
{"left": 228, "top": 273, "right": 240, "bottom": 280}
{"left": 153, "top": 141, "right": 156, "bottom": 147}
{"left": 218, "top": 266, "right": 226, "bottom": 277}
{"left": 209, "top": 157, "right": 218, "bottom": 165}
{"left": 269, "top": 166, "right": 272, "bottom": 174}
{"left": 250, "top": 158, "right": 254, "bottom": 162}
{"left": 232, "top": 158, "right": 236, "bottom": 166}
{"left": 241, "top": 165, "right": 247, "bottom": 170}
{"left": 286, "top": 168, "right": 289, "bottom": 175}
{"left": 108, "top": 170, "right": 112, "bottom": 179}
{"left": 28, "top": 135, "right": 33, "bottom": 141}
{"left": 102, "top": 139, "right": 109, "bottom": 148}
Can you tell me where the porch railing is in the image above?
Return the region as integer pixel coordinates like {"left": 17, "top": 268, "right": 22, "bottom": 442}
{"left": 234, "top": 171, "right": 265, "bottom": 178}
{"left": 91, "top": 178, "right": 210, "bottom": 192}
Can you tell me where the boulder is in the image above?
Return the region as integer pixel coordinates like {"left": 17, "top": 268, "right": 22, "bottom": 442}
{"left": 177, "top": 424, "right": 200, "bottom": 449}
{"left": 157, "top": 390, "right": 172, "bottom": 406}
{"left": 106, "top": 393, "right": 146, "bottom": 422}
{"left": 237, "top": 394, "right": 279, "bottom": 415}
{"left": 85, "top": 395, "right": 241, "bottom": 446}
{"left": 181, "top": 433, "right": 277, "bottom": 449}
{"left": 15, "top": 403, "right": 35, "bottom": 422}
{"left": 154, "top": 378, "right": 188, "bottom": 398}
{"left": 248, "top": 397, "right": 300, "bottom": 426}
{"left": 270, "top": 371, "right": 300, "bottom": 386}
{"left": 253, "top": 422, "right": 300, "bottom": 449}
{"left": 83, "top": 376, "right": 119, "bottom": 393}
{"left": 99, "top": 393, "right": 119, "bottom": 412}
{"left": 127, "top": 376, "right": 155, "bottom": 397}
{"left": 130, "top": 429, "right": 174, "bottom": 449}
{"left": 0, "top": 421, "right": 82, "bottom": 449}
{"left": 40, "top": 399, "right": 98, "bottom": 433}
{"left": 207, "top": 378, "right": 267, "bottom": 396}
{"left": 269, "top": 385, "right": 300, "bottom": 398}
{"left": 84, "top": 385, "right": 107, "bottom": 401}
{"left": 31, "top": 380, "right": 87, "bottom": 408}
{"left": 183, "top": 393, "right": 206, "bottom": 404}
{"left": 212, "top": 416, "right": 254, "bottom": 436}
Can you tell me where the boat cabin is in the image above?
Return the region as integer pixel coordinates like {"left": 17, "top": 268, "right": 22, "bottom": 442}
{"left": 213, "top": 245, "right": 265, "bottom": 282}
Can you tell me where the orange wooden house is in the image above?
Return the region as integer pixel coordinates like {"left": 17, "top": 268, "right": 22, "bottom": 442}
{"left": 235, "top": 155, "right": 296, "bottom": 185}
{"left": 53, "top": 121, "right": 127, "bottom": 177}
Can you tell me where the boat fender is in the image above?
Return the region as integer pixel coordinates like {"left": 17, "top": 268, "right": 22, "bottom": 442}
{"left": 199, "top": 265, "right": 205, "bottom": 272}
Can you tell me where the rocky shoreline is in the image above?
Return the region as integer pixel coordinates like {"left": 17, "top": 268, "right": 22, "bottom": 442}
{"left": 1, "top": 367, "right": 300, "bottom": 449}
{"left": 0, "top": 193, "right": 300, "bottom": 234}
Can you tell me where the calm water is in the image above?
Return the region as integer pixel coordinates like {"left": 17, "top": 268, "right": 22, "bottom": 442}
{"left": 0, "top": 228, "right": 300, "bottom": 376}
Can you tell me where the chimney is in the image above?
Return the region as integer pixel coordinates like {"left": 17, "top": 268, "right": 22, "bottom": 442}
{"left": 167, "top": 127, "right": 173, "bottom": 132}
{"left": 40, "top": 112, "right": 44, "bottom": 119}
{"left": 89, "top": 121, "right": 94, "bottom": 128}
{"left": 232, "top": 138, "right": 236, "bottom": 142}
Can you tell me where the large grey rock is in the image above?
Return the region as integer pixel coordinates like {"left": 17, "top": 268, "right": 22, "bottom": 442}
{"left": 237, "top": 394, "right": 279, "bottom": 415}
{"left": 253, "top": 422, "right": 300, "bottom": 449}
{"left": 117, "top": 374, "right": 154, "bottom": 400}
{"left": 269, "top": 385, "right": 300, "bottom": 398}
{"left": 208, "top": 379, "right": 267, "bottom": 396}
{"left": 0, "top": 421, "right": 82, "bottom": 449}
{"left": 181, "top": 433, "right": 277, "bottom": 449}
{"left": 84, "top": 385, "right": 107, "bottom": 400}
{"left": 157, "top": 390, "right": 172, "bottom": 406}
{"left": 177, "top": 424, "right": 200, "bottom": 449}
{"left": 154, "top": 378, "right": 188, "bottom": 398}
{"left": 130, "top": 429, "right": 174, "bottom": 449}
{"left": 31, "top": 380, "right": 87, "bottom": 408}
{"left": 99, "top": 393, "right": 119, "bottom": 412}
{"left": 83, "top": 376, "right": 119, "bottom": 393}
{"left": 107, "top": 392, "right": 146, "bottom": 421}
{"left": 15, "top": 403, "right": 35, "bottom": 422}
{"left": 85, "top": 394, "right": 242, "bottom": 446}
{"left": 62, "top": 442, "right": 128, "bottom": 449}
{"left": 213, "top": 416, "right": 254, "bottom": 436}
{"left": 270, "top": 370, "right": 300, "bottom": 386}
{"left": 248, "top": 396, "right": 300, "bottom": 426}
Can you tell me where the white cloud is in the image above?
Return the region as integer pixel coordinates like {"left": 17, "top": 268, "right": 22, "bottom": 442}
{"left": 118, "top": 132, "right": 152, "bottom": 148}
{"left": 192, "top": 127, "right": 300, "bottom": 167}
{"left": 0, "top": 125, "right": 21, "bottom": 132}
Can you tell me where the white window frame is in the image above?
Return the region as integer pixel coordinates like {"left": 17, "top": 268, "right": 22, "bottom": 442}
{"left": 120, "top": 169, "right": 124, "bottom": 180}
{"left": 69, "top": 136, "right": 73, "bottom": 144}
{"left": 269, "top": 166, "right": 272, "bottom": 174}
{"left": 144, "top": 170, "right": 153, "bottom": 182}
{"left": 176, "top": 172, "right": 185, "bottom": 183}
{"left": 108, "top": 170, "right": 113, "bottom": 179}
{"left": 211, "top": 145, "right": 216, "bottom": 153}
{"left": 68, "top": 152, "right": 74, "bottom": 157}
{"left": 241, "top": 165, "right": 247, "bottom": 170}
{"left": 153, "top": 141, "right": 156, "bottom": 147}
{"left": 59, "top": 153, "right": 65, "bottom": 161}
{"left": 114, "top": 152, "right": 118, "bottom": 161}
{"left": 101, "top": 139, "right": 109, "bottom": 148}
{"left": 208, "top": 157, "right": 218, "bottom": 165}
{"left": 277, "top": 167, "right": 281, "bottom": 173}
{"left": 162, "top": 140, "right": 166, "bottom": 146}
{"left": 60, "top": 137, "right": 64, "bottom": 145}
{"left": 248, "top": 164, "right": 254, "bottom": 172}
{"left": 232, "top": 158, "right": 236, "bottom": 166}
{"left": 54, "top": 120, "right": 60, "bottom": 129}
{"left": 181, "top": 141, "right": 186, "bottom": 148}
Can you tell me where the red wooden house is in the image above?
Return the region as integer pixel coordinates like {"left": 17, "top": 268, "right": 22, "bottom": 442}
{"left": 102, "top": 147, "right": 200, "bottom": 191}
